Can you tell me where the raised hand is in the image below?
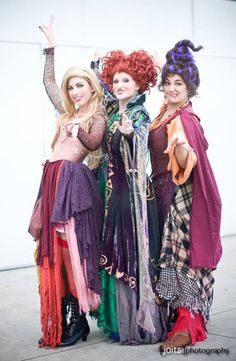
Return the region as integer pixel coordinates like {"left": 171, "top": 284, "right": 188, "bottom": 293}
{"left": 93, "top": 49, "right": 101, "bottom": 63}
{"left": 153, "top": 51, "right": 164, "bottom": 71}
{"left": 39, "top": 16, "right": 55, "bottom": 48}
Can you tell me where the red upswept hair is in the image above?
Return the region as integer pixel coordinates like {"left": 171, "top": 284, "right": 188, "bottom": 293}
{"left": 100, "top": 50, "right": 160, "bottom": 94}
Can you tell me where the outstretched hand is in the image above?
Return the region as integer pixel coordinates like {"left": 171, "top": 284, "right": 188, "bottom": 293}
{"left": 39, "top": 16, "right": 55, "bottom": 47}
{"left": 114, "top": 113, "right": 134, "bottom": 135}
{"left": 164, "top": 132, "right": 187, "bottom": 154}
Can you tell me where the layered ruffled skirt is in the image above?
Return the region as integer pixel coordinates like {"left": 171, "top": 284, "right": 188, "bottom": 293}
{"left": 29, "top": 160, "right": 103, "bottom": 347}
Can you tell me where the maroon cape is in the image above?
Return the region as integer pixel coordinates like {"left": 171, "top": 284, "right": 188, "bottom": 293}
{"left": 180, "top": 104, "right": 222, "bottom": 269}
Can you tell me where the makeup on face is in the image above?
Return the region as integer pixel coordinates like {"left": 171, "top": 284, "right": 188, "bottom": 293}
{"left": 112, "top": 72, "right": 139, "bottom": 104}
{"left": 163, "top": 74, "right": 188, "bottom": 108}
{"left": 67, "top": 77, "right": 94, "bottom": 109}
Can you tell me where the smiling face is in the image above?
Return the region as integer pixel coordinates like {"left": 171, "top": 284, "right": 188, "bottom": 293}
{"left": 67, "top": 77, "right": 94, "bottom": 111}
{"left": 163, "top": 74, "right": 188, "bottom": 108}
{"left": 112, "top": 72, "right": 139, "bottom": 105}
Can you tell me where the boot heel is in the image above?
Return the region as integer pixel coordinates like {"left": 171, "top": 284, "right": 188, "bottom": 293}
{"left": 82, "top": 325, "right": 90, "bottom": 342}
{"left": 59, "top": 295, "right": 90, "bottom": 346}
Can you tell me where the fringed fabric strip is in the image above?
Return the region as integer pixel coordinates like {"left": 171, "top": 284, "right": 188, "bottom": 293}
{"left": 39, "top": 227, "right": 62, "bottom": 348}
{"left": 65, "top": 217, "right": 101, "bottom": 313}
{"left": 38, "top": 161, "right": 64, "bottom": 348}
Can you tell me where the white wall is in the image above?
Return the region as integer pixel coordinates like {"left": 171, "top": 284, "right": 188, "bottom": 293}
{"left": 0, "top": 0, "right": 235, "bottom": 269}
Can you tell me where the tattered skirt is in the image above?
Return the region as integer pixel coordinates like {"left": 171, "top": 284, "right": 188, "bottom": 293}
{"left": 29, "top": 160, "right": 103, "bottom": 347}
{"left": 156, "top": 179, "right": 214, "bottom": 321}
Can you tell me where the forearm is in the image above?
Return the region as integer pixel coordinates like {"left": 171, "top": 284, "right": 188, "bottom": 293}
{"left": 43, "top": 47, "right": 64, "bottom": 114}
{"left": 77, "top": 117, "right": 106, "bottom": 151}
{"left": 90, "top": 58, "right": 116, "bottom": 110}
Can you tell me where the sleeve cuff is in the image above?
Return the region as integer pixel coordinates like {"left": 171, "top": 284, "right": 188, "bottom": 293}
{"left": 43, "top": 47, "right": 55, "bottom": 55}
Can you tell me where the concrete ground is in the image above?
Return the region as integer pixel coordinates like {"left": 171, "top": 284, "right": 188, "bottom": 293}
{"left": 0, "top": 235, "right": 235, "bottom": 361}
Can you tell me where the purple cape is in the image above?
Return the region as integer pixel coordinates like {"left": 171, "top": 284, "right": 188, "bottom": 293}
{"left": 180, "top": 105, "right": 222, "bottom": 269}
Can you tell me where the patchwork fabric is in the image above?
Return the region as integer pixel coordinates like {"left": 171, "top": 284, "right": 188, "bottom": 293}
{"left": 156, "top": 179, "right": 214, "bottom": 320}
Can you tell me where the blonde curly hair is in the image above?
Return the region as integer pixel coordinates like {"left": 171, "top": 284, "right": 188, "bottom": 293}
{"left": 51, "top": 66, "right": 105, "bottom": 169}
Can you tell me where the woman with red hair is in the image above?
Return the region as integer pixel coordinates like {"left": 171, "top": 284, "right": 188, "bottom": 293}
{"left": 97, "top": 50, "right": 167, "bottom": 344}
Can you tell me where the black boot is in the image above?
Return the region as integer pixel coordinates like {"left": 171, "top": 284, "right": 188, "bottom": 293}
{"left": 59, "top": 295, "right": 90, "bottom": 347}
{"left": 38, "top": 296, "right": 69, "bottom": 346}
{"left": 60, "top": 296, "right": 69, "bottom": 342}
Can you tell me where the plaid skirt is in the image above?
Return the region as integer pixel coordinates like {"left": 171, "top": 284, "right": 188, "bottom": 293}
{"left": 156, "top": 178, "right": 214, "bottom": 321}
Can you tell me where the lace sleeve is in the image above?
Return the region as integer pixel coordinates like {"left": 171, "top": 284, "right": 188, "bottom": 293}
{"left": 77, "top": 112, "right": 106, "bottom": 151}
{"left": 43, "top": 47, "right": 64, "bottom": 115}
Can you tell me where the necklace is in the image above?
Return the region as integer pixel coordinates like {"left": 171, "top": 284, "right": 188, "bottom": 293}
{"left": 73, "top": 109, "right": 83, "bottom": 118}
{"left": 162, "top": 101, "right": 189, "bottom": 121}
{"left": 150, "top": 101, "right": 189, "bottom": 132}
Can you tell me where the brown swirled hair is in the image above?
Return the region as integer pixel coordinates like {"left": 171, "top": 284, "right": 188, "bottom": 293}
{"left": 160, "top": 39, "right": 203, "bottom": 97}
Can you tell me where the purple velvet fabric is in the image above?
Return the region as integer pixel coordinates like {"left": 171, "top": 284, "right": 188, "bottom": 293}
{"left": 148, "top": 123, "right": 176, "bottom": 235}
{"left": 101, "top": 130, "right": 137, "bottom": 281}
{"left": 180, "top": 106, "right": 222, "bottom": 269}
{"left": 151, "top": 173, "right": 175, "bottom": 236}
{"left": 36, "top": 160, "right": 63, "bottom": 266}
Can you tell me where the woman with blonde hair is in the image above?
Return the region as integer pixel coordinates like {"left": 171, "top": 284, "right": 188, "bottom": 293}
{"left": 51, "top": 65, "right": 105, "bottom": 170}
{"left": 28, "top": 19, "right": 106, "bottom": 348}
